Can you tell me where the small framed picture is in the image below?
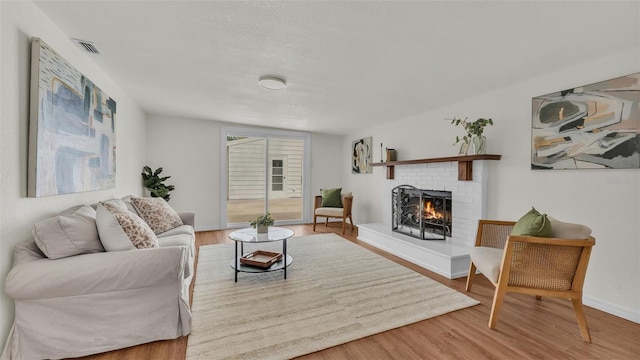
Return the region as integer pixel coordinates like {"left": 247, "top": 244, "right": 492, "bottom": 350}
{"left": 352, "top": 137, "right": 372, "bottom": 174}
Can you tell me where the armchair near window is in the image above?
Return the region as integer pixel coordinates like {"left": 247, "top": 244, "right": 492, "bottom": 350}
{"left": 466, "top": 219, "right": 596, "bottom": 342}
{"left": 313, "top": 192, "right": 354, "bottom": 235}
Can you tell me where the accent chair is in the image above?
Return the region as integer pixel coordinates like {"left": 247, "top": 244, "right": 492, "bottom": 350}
{"left": 313, "top": 192, "right": 354, "bottom": 235}
{"left": 466, "top": 218, "right": 596, "bottom": 342}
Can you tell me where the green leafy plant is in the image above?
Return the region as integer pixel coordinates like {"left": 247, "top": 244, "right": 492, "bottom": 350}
{"left": 141, "top": 166, "right": 175, "bottom": 202}
{"left": 249, "top": 213, "right": 275, "bottom": 228}
{"left": 449, "top": 117, "right": 494, "bottom": 145}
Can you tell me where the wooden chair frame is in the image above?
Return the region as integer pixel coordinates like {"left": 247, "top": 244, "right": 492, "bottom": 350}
{"left": 313, "top": 195, "right": 354, "bottom": 235}
{"left": 466, "top": 220, "right": 596, "bottom": 342}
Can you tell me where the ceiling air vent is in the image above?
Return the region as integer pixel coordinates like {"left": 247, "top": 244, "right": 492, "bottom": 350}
{"left": 71, "top": 38, "right": 103, "bottom": 55}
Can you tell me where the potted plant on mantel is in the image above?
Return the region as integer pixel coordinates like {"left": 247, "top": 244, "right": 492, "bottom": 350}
{"left": 449, "top": 117, "right": 494, "bottom": 155}
{"left": 250, "top": 213, "right": 275, "bottom": 234}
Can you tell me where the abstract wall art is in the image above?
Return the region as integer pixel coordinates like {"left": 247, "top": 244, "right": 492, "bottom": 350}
{"left": 352, "top": 136, "right": 372, "bottom": 174}
{"left": 28, "top": 38, "right": 117, "bottom": 197}
{"left": 532, "top": 73, "right": 640, "bottom": 170}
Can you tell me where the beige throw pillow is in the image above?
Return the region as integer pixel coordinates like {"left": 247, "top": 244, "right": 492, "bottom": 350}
{"left": 549, "top": 217, "right": 592, "bottom": 239}
{"left": 96, "top": 203, "right": 158, "bottom": 251}
{"left": 32, "top": 205, "right": 104, "bottom": 259}
{"left": 131, "top": 197, "right": 183, "bottom": 234}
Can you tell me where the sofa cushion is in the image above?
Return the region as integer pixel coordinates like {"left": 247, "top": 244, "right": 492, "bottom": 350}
{"left": 157, "top": 233, "right": 194, "bottom": 249}
{"left": 158, "top": 224, "right": 194, "bottom": 238}
{"left": 511, "top": 207, "right": 552, "bottom": 237}
{"left": 315, "top": 207, "right": 345, "bottom": 217}
{"left": 32, "top": 205, "right": 104, "bottom": 259}
{"left": 320, "top": 188, "right": 342, "bottom": 207}
{"left": 96, "top": 203, "right": 158, "bottom": 251}
{"left": 470, "top": 246, "right": 504, "bottom": 283}
{"left": 131, "top": 197, "right": 184, "bottom": 234}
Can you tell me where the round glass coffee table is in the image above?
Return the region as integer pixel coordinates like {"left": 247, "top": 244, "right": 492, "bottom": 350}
{"left": 228, "top": 227, "right": 294, "bottom": 282}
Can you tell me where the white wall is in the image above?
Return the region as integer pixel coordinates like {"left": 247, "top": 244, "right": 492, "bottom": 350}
{"left": 0, "top": 1, "right": 148, "bottom": 345}
{"left": 343, "top": 48, "right": 640, "bottom": 321}
{"left": 146, "top": 114, "right": 343, "bottom": 230}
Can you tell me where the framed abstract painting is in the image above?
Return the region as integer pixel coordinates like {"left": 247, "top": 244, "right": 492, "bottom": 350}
{"left": 28, "top": 38, "right": 117, "bottom": 197}
{"left": 531, "top": 73, "right": 639, "bottom": 170}
{"left": 352, "top": 136, "right": 372, "bottom": 174}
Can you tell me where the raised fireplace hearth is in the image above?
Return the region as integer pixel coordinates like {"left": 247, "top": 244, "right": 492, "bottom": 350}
{"left": 358, "top": 158, "right": 496, "bottom": 278}
{"left": 392, "top": 185, "right": 452, "bottom": 240}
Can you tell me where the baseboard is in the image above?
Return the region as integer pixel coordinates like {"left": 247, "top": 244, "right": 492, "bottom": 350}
{"left": 195, "top": 225, "right": 224, "bottom": 232}
{"left": 583, "top": 295, "right": 640, "bottom": 324}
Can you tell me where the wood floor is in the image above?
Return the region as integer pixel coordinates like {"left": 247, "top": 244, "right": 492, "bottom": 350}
{"left": 77, "top": 224, "right": 640, "bottom": 360}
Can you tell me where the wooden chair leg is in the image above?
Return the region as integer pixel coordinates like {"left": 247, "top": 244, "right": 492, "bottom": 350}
{"left": 349, "top": 215, "right": 354, "bottom": 230}
{"left": 465, "top": 262, "right": 477, "bottom": 292}
{"left": 325, "top": 218, "right": 329, "bottom": 226}
{"left": 488, "top": 285, "right": 507, "bottom": 329}
{"left": 313, "top": 215, "right": 318, "bottom": 231}
{"left": 342, "top": 217, "right": 346, "bottom": 234}
{"left": 571, "top": 298, "right": 592, "bottom": 343}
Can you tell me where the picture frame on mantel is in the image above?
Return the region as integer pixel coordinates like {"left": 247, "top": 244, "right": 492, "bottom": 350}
{"left": 28, "top": 38, "right": 117, "bottom": 197}
{"left": 352, "top": 136, "right": 373, "bottom": 174}
{"left": 531, "top": 72, "right": 640, "bottom": 170}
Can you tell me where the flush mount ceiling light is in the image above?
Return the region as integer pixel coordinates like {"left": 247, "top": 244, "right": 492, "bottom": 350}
{"left": 259, "top": 76, "right": 287, "bottom": 90}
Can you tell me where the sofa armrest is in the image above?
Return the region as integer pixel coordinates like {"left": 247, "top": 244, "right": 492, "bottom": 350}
{"left": 178, "top": 211, "right": 195, "bottom": 227}
{"left": 5, "top": 246, "right": 188, "bottom": 300}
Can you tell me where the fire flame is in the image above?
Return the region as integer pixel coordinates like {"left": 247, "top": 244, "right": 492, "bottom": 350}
{"left": 423, "top": 201, "right": 443, "bottom": 219}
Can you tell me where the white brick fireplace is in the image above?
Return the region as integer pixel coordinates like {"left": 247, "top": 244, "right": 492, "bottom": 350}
{"left": 358, "top": 160, "right": 491, "bottom": 279}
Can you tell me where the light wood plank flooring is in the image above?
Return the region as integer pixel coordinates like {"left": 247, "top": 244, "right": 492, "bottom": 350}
{"left": 76, "top": 224, "right": 640, "bottom": 360}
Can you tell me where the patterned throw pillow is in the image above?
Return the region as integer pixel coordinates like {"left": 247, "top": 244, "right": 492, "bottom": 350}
{"left": 131, "top": 197, "right": 184, "bottom": 234}
{"left": 97, "top": 203, "right": 159, "bottom": 250}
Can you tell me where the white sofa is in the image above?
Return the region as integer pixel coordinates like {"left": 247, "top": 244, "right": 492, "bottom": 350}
{"left": 2, "top": 197, "right": 195, "bottom": 360}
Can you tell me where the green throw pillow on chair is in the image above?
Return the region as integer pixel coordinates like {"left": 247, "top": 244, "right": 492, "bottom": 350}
{"left": 511, "top": 207, "right": 552, "bottom": 237}
{"left": 321, "top": 188, "right": 342, "bottom": 207}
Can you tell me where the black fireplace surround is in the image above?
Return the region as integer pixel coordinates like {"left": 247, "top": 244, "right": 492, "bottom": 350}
{"left": 392, "top": 185, "right": 452, "bottom": 240}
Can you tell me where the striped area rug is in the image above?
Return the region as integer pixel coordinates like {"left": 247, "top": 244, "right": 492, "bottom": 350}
{"left": 186, "top": 233, "right": 478, "bottom": 360}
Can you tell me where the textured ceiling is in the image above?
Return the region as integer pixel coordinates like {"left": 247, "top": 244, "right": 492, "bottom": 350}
{"left": 33, "top": 1, "right": 639, "bottom": 135}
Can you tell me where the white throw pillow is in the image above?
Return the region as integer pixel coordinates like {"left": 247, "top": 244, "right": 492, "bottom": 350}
{"left": 96, "top": 203, "right": 158, "bottom": 251}
{"left": 32, "top": 205, "right": 104, "bottom": 259}
{"left": 131, "top": 197, "right": 183, "bottom": 234}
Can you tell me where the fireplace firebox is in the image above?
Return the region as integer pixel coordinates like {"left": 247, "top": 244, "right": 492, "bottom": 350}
{"left": 392, "top": 185, "right": 452, "bottom": 240}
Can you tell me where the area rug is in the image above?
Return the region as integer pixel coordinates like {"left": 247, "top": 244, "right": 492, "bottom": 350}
{"left": 186, "top": 233, "right": 479, "bottom": 360}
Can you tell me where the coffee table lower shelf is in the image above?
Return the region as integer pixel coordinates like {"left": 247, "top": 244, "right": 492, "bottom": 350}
{"left": 230, "top": 255, "right": 293, "bottom": 273}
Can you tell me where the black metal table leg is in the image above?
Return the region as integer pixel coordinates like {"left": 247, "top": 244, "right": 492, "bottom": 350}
{"left": 283, "top": 238, "right": 287, "bottom": 279}
{"left": 234, "top": 241, "right": 238, "bottom": 282}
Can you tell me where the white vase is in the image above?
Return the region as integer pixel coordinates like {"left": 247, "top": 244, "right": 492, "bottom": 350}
{"left": 472, "top": 135, "right": 487, "bottom": 155}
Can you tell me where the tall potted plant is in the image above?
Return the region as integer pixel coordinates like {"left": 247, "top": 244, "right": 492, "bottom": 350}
{"left": 450, "top": 117, "right": 494, "bottom": 155}
{"left": 141, "top": 166, "right": 175, "bottom": 201}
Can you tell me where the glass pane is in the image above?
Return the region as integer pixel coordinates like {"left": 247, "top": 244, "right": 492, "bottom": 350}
{"left": 226, "top": 136, "right": 266, "bottom": 224}
{"left": 267, "top": 138, "right": 304, "bottom": 221}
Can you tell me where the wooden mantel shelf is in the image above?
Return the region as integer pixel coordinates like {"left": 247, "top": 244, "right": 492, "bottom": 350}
{"left": 371, "top": 154, "right": 501, "bottom": 181}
